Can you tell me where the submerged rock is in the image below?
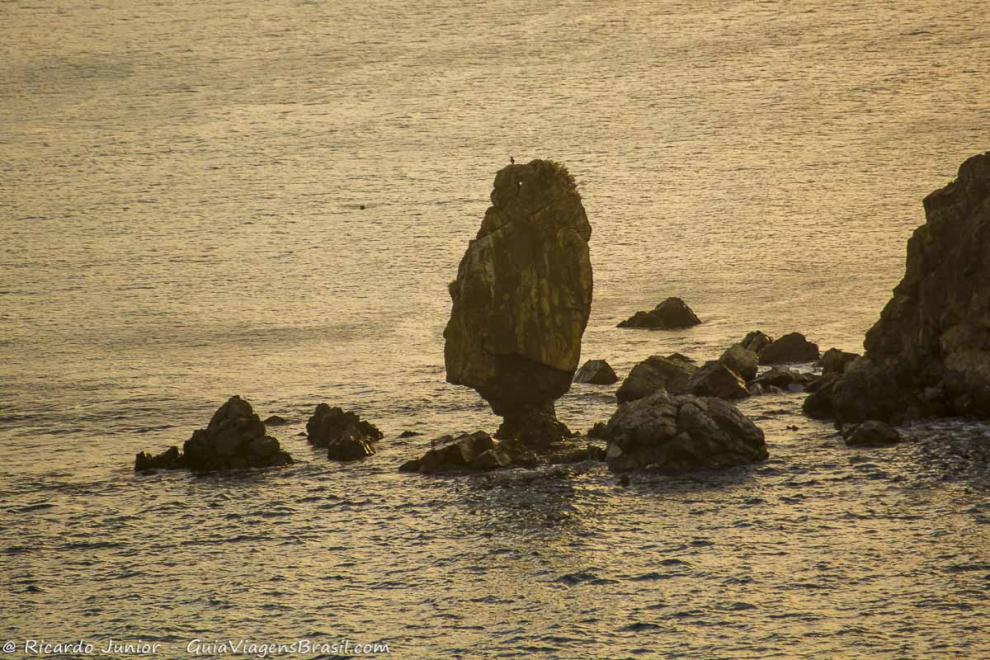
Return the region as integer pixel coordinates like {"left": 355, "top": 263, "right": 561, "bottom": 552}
{"left": 842, "top": 420, "right": 902, "bottom": 447}
{"left": 574, "top": 359, "right": 618, "bottom": 385}
{"left": 134, "top": 396, "right": 293, "bottom": 472}
{"left": 618, "top": 297, "right": 701, "bottom": 329}
{"left": 262, "top": 415, "right": 290, "bottom": 426}
{"left": 753, "top": 367, "right": 815, "bottom": 392}
{"left": 616, "top": 354, "right": 697, "bottom": 403}
{"left": 399, "top": 432, "right": 510, "bottom": 473}
{"left": 306, "top": 403, "right": 383, "bottom": 461}
{"left": 443, "top": 160, "right": 593, "bottom": 448}
{"left": 134, "top": 445, "right": 183, "bottom": 471}
{"left": 399, "top": 431, "right": 603, "bottom": 474}
{"left": 824, "top": 152, "right": 990, "bottom": 424}
{"left": 688, "top": 361, "right": 749, "bottom": 399}
{"left": 758, "top": 332, "right": 820, "bottom": 365}
{"left": 603, "top": 389, "right": 767, "bottom": 473}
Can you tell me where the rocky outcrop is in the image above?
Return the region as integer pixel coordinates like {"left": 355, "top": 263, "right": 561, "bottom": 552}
{"left": 842, "top": 420, "right": 902, "bottom": 447}
{"left": 134, "top": 396, "right": 293, "bottom": 472}
{"left": 688, "top": 361, "right": 749, "bottom": 399}
{"left": 574, "top": 359, "right": 618, "bottom": 385}
{"left": 821, "top": 153, "right": 990, "bottom": 424}
{"left": 306, "top": 404, "right": 383, "bottom": 461}
{"left": 758, "top": 332, "right": 820, "bottom": 365}
{"left": 443, "top": 160, "right": 593, "bottom": 448}
{"left": 617, "top": 297, "right": 701, "bottom": 329}
{"left": 616, "top": 354, "right": 696, "bottom": 403}
{"left": 603, "top": 390, "right": 767, "bottom": 472}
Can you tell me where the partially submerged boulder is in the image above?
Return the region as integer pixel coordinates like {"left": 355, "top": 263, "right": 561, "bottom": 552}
{"left": 618, "top": 297, "right": 701, "bottom": 329}
{"left": 818, "top": 348, "right": 860, "bottom": 377}
{"left": 399, "top": 432, "right": 510, "bottom": 473}
{"left": 134, "top": 445, "right": 183, "bottom": 471}
{"left": 758, "top": 332, "right": 820, "bottom": 365}
{"left": 604, "top": 389, "right": 767, "bottom": 473}
{"left": 824, "top": 152, "right": 990, "bottom": 424}
{"left": 753, "top": 367, "right": 815, "bottom": 392}
{"left": 306, "top": 403, "right": 383, "bottom": 461}
{"left": 399, "top": 431, "right": 603, "bottom": 474}
{"left": 688, "top": 361, "right": 749, "bottom": 399}
{"left": 443, "top": 160, "right": 593, "bottom": 448}
{"left": 719, "top": 343, "right": 759, "bottom": 382}
{"left": 134, "top": 396, "right": 293, "bottom": 472}
{"left": 842, "top": 420, "right": 902, "bottom": 447}
{"left": 616, "top": 354, "right": 696, "bottom": 403}
{"left": 574, "top": 359, "right": 618, "bottom": 385}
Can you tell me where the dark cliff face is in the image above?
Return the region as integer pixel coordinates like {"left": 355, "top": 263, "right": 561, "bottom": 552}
{"left": 443, "top": 160, "right": 593, "bottom": 422}
{"left": 831, "top": 152, "right": 990, "bottom": 422}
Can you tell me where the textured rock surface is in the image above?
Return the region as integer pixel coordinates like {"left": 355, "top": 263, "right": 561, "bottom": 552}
{"left": 135, "top": 396, "right": 293, "bottom": 472}
{"left": 802, "top": 374, "right": 839, "bottom": 419}
{"left": 753, "top": 367, "right": 815, "bottom": 392}
{"left": 574, "top": 359, "right": 618, "bottom": 385}
{"left": 688, "top": 361, "right": 749, "bottom": 399}
{"left": 306, "top": 403, "right": 383, "bottom": 461}
{"left": 718, "top": 344, "right": 759, "bottom": 381}
{"left": 399, "top": 431, "right": 603, "bottom": 474}
{"left": 843, "top": 420, "right": 902, "bottom": 447}
{"left": 399, "top": 432, "right": 509, "bottom": 473}
{"left": 617, "top": 297, "right": 701, "bottom": 329}
{"left": 616, "top": 354, "right": 697, "bottom": 403}
{"left": 758, "top": 332, "right": 820, "bottom": 365}
{"left": 443, "top": 160, "right": 592, "bottom": 446}
{"left": 604, "top": 390, "right": 767, "bottom": 472}
{"left": 741, "top": 330, "right": 774, "bottom": 354}
{"left": 826, "top": 153, "right": 990, "bottom": 423}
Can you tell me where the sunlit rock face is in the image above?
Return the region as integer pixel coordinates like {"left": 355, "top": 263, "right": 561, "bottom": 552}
{"left": 828, "top": 152, "right": 990, "bottom": 423}
{"left": 443, "top": 160, "right": 593, "bottom": 446}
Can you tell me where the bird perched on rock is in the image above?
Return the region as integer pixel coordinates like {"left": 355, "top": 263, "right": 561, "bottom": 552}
{"left": 509, "top": 156, "right": 514, "bottom": 164}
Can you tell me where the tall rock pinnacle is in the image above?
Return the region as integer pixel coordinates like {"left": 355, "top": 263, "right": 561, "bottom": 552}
{"left": 443, "top": 159, "right": 593, "bottom": 446}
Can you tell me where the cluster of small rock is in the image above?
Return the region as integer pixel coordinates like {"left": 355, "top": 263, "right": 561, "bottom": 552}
{"left": 135, "top": 396, "right": 293, "bottom": 472}
{"left": 607, "top": 330, "right": 823, "bottom": 406}
{"left": 134, "top": 397, "right": 387, "bottom": 473}
{"left": 306, "top": 403, "right": 383, "bottom": 460}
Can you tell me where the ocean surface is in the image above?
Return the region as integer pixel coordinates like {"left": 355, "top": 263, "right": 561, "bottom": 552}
{"left": 2, "top": 0, "right": 989, "bottom": 656}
